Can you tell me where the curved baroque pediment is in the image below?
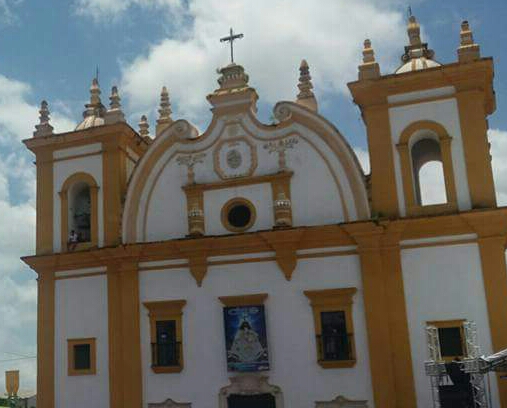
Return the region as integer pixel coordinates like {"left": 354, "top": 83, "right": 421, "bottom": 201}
{"left": 122, "top": 99, "right": 369, "bottom": 243}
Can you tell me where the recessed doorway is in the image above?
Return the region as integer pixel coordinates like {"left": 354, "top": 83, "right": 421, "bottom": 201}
{"left": 228, "top": 393, "right": 276, "bottom": 408}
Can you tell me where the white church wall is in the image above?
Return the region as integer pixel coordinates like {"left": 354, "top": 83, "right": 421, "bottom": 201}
{"left": 203, "top": 183, "right": 273, "bottom": 235}
{"left": 139, "top": 255, "right": 374, "bottom": 408}
{"left": 142, "top": 121, "right": 349, "bottom": 242}
{"left": 401, "top": 242, "right": 499, "bottom": 407}
{"left": 53, "top": 151, "right": 104, "bottom": 251}
{"left": 388, "top": 95, "right": 472, "bottom": 216}
{"left": 54, "top": 275, "right": 109, "bottom": 408}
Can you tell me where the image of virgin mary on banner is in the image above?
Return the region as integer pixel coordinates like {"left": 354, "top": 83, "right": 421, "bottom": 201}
{"left": 223, "top": 305, "right": 270, "bottom": 372}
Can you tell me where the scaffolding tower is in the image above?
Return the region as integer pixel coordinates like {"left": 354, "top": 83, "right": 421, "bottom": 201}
{"left": 462, "top": 321, "right": 488, "bottom": 407}
{"left": 425, "top": 320, "right": 489, "bottom": 408}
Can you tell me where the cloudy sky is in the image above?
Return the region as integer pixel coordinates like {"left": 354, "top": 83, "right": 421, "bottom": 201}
{"left": 0, "top": 0, "right": 506, "bottom": 394}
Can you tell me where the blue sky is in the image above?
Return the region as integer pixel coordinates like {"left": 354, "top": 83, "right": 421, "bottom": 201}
{"left": 0, "top": 0, "right": 506, "bottom": 394}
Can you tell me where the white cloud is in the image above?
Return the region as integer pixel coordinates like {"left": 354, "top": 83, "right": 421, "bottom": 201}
{"left": 354, "top": 147, "right": 370, "bottom": 175}
{"left": 489, "top": 129, "right": 507, "bottom": 206}
{"left": 0, "top": 74, "right": 75, "bottom": 394}
{"left": 0, "top": 0, "right": 23, "bottom": 26}
{"left": 74, "top": 0, "right": 184, "bottom": 21}
{"left": 418, "top": 161, "right": 447, "bottom": 205}
{"left": 118, "top": 0, "right": 410, "bottom": 125}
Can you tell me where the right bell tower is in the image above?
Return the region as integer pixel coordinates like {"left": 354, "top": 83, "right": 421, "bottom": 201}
{"left": 348, "top": 16, "right": 496, "bottom": 218}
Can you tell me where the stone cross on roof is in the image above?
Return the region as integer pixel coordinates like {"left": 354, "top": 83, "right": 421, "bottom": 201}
{"left": 220, "top": 28, "right": 244, "bottom": 64}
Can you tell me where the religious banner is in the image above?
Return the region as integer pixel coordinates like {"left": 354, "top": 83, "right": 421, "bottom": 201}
{"left": 223, "top": 305, "right": 270, "bottom": 372}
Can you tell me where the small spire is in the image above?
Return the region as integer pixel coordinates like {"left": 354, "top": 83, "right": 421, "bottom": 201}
{"left": 296, "top": 59, "right": 318, "bottom": 112}
{"left": 400, "top": 14, "right": 435, "bottom": 64}
{"left": 83, "top": 77, "right": 105, "bottom": 119}
{"left": 104, "top": 86, "right": 125, "bottom": 125}
{"left": 34, "top": 100, "right": 54, "bottom": 137}
{"left": 90, "top": 78, "right": 101, "bottom": 106}
{"left": 407, "top": 15, "right": 422, "bottom": 47}
{"left": 156, "top": 86, "right": 173, "bottom": 137}
{"left": 110, "top": 86, "right": 120, "bottom": 110}
{"left": 362, "top": 39, "right": 375, "bottom": 64}
{"left": 139, "top": 115, "right": 150, "bottom": 138}
{"left": 358, "top": 39, "right": 380, "bottom": 80}
{"left": 458, "top": 20, "right": 480, "bottom": 63}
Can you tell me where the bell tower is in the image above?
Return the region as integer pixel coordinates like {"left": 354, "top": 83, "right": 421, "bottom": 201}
{"left": 24, "top": 80, "right": 149, "bottom": 254}
{"left": 348, "top": 16, "right": 496, "bottom": 218}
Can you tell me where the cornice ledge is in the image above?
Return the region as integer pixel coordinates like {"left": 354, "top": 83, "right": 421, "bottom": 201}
{"left": 460, "top": 209, "right": 507, "bottom": 239}
{"left": 342, "top": 222, "right": 384, "bottom": 251}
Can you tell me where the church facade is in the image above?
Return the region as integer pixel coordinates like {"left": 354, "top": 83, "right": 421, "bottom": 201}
{"left": 22, "top": 16, "right": 507, "bottom": 408}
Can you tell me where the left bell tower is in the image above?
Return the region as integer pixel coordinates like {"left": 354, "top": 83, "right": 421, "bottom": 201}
{"left": 24, "top": 80, "right": 149, "bottom": 255}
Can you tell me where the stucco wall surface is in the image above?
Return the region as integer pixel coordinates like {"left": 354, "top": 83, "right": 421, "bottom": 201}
{"left": 139, "top": 255, "right": 374, "bottom": 408}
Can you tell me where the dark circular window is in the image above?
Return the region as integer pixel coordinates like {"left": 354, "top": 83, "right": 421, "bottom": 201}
{"left": 222, "top": 198, "right": 256, "bottom": 232}
{"left": 228, "top": 204, "right": 251, "bottom": 228}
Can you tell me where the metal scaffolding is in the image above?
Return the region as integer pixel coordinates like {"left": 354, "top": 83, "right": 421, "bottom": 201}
{"left": 462, "top": 321, "right": 488, "bottom": 407}
{"left": 424, "top": 320, "right": 489, "bottom": 408}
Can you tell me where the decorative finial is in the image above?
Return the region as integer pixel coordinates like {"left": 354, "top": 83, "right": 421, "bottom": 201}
{"left": 139, "top": 115, "right": 150, "bottom": 138}
{"left": 110, "top": 86, "right": 120, "bottom": 109}
{"left": 296, "top": 59, "right": 318, "bottom": 111}
{"left": 156, "top": 86, "right": 173, "bottom": 137}
{"left": 400, "top": 14, "right": 435, "bottom": 64}
{"left": 34, "top": 100, "right": 54, "bottom": 137}
{"left": 104, "top": 86, "right": 125, "bottom": 124}
{"left": 90, "top": 78, "right": 101, "bottom": 105}
{"left": 407, "top": 15, "right": 421, "bottom": 47}
{"left": 458, "top": 20, "right": 480, "bottom": 63}
{"left": 82, "top": 77, "right": 105, "bottom": 119}
{"left": 358, "top": 39, "right": 380, "bottom": 80}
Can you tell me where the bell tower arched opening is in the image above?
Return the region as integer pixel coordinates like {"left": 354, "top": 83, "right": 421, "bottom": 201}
{"left": 68, "top": 182, "right": 92, "bottom": 243}
{"left": 60, "top": 172, "right": 99, "bottom": 251}
{"left": 397, "top": 121, "right": 458, "bottom": 216}
{"left": 411, "top": 138, "right": 448, "bottom": 206}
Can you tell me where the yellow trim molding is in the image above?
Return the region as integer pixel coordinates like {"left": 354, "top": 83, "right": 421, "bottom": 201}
{"left": 59, "top": 172, "right": 99, "bottom": 251}
{"left": 219, "top": 293, "right": 268, "bottom": 307}
{"left": 343, "top": 223, "right": 417, "bottom": 408}
{"left": 36, "top": 149, "right": 54, "bottom": 255}
{"left": 107, "top": 260, "right": 143, "bottom": 408}
{"left": 67, "top": 338, "right": 97, "bottom": 376}
{"left": 143, "top": 300, "right": 186, "bottom": 374}
{"left": 36, "top": 268, "right": 55, "bottom": 408}
{"left": 304, "top": 288, "right": 357, "bottom": 369}
{"left": 456, "top": 90, "right": 496, "bottom": 208}
{"left": 221, "top": 197, "right": 257, "bottom": 233}
{"left": 397, "top": 120, "right": 458, "bottom": 216}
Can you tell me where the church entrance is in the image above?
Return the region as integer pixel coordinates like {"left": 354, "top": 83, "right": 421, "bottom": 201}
{"left": 227, "top": 394, "right": 276, "bottom": 408}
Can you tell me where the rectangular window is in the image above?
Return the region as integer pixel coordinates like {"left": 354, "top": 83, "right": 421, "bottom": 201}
{"left": 438, "top": 327, "right": 464, "bottom": 358}
{"left": 427, "top": 320, "right": 466, "bottom": 361}
{"left": 143, "top": 300, "right": 186, "bottom": 374}
{"left": 304, "top": 288, "right": 357, "bottom": 369}
{"left": 68, "top": 338, "right": 96, "bottom": 376}
{"left": 154, "top": 320, "right": 179, "bottom": 367}
{"left": 320, "top": 311, "right": 351, "bottom": 361}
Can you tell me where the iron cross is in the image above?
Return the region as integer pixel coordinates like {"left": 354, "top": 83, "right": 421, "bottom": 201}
{"left": 220, "top": 28, "right": 244, "bottom": 64}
